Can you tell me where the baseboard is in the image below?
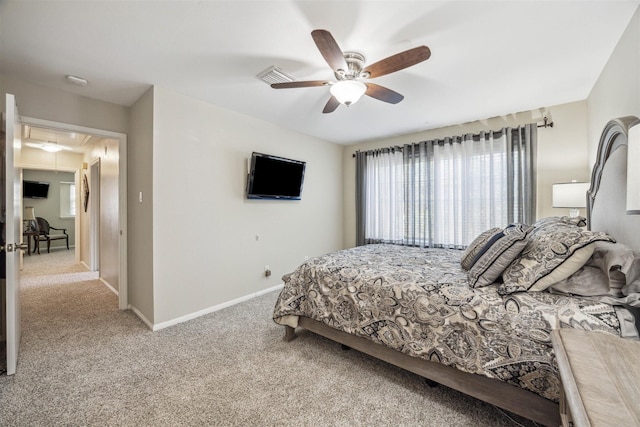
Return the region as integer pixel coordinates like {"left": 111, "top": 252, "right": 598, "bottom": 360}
{"left": 150, "top": 283, "right": 284, "bottom": 332}
{"left": 45, "top": 245, "right": 75, "bottom": 252}
{"left": 256, "top": 283, "right": 284, "bottom": 297}
{"left": 80, "top": 261, "right": 90, "bottom": 270}
{"left": 129, "top": 305, "right": 154, "bottom": 330}
{"left": 99, "top": 277, "right": 119, "bottom": 296}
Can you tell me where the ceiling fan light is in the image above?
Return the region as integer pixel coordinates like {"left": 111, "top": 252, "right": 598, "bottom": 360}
{"left": 330, "top": 80, "right": 367, "bottom": 106}
{"left": 41, "top": 143, "right": 63, "bottom": 153}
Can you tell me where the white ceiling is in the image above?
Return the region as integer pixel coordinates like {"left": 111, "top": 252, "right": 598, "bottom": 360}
{"left": 1, "top": 1, "right": 638, "bottom": 145}
{"left": 22, "top": 125, "right": 95, "bottom": 154}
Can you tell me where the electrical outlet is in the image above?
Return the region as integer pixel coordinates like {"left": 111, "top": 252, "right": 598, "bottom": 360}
{"left": 264, "top": 265, "right": 271, "bottom": 278}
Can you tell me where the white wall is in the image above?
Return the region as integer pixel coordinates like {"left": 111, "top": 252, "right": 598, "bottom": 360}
{"left": 587, "top": 7, "right": 640, "bottom": 165}
{"left": 0, "top": 74, "right": 128, "bottom": 134}
{"left": 128, "top": 88, "right": 155, "bottom": 323}
{"left": 150, "top": 86, "right": 344, "bottom": 324}
{"left": 341, "top": 101, "right": 590, "bottom": 248}
{"left": 535, "top": 102, "right": 590, "bottom": 219}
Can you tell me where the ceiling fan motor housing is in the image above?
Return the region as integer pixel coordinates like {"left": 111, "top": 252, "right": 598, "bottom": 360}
{"left": 335, "top": 52, "right": 368, "bottom": 80}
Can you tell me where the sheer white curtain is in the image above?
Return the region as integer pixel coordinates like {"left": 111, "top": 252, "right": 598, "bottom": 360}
{"left": 356, "top": 125, "right": 536, "bottom": 248}
{"left": 364, "top": 148, "right": 405, "bottom": 244}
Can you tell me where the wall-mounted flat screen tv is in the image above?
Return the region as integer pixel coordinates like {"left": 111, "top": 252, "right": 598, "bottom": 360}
{"left": 246, "top": 152, "right": 306, "bottom": 200}
{"left": 23, "top": 180, "right": 50, "bottom": 199}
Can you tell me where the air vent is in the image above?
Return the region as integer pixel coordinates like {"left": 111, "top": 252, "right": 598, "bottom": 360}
{"left": 257, "top": 66, "right": 295, "bottom": 85}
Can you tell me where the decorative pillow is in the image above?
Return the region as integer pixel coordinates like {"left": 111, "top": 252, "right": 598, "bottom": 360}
{"left": 460, "top": 227, "right": 502, "bottom": 271}
{"left": 566, "top": 216, "right": 588, "bottom": 227}
{"left": 533, "top": 216, "right": 587, "bottom": 230}
{"left": 499, "top": 222, "right": 615, "bottom": 295}
{"left": 467, "top": 223, "right": 531, "bottom": 288}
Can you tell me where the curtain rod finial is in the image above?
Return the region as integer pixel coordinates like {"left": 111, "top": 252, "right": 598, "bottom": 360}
{"left": 538, "top": 116, "right": 554, "bottom": 128}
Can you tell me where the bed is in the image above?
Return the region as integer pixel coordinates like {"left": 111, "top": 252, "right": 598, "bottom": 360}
{"left": 273, "top": 116, "right": 640, "bottom": 426}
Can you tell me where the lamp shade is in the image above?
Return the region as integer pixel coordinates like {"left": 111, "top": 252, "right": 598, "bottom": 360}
{"left": 24, "top": 206, "right": 36, "bottom": 221}
{"left": 627, "top": 121, "right": 640, "bottom": 214}
{"left": 330, "top": 80, "right": 367, "bottom": 106}
{"left": 552, "top": 181, "right": 589, "bottom": 212}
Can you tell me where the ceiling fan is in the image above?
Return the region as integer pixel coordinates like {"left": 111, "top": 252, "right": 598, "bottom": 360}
{"left": 271, "top": 29, "right": 431, "bottom": 113}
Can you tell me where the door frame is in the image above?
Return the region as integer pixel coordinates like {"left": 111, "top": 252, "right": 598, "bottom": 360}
{"left": 89, "top": 159, "right": 100, "bottom": 271}
{"left": 19, "top": 116, "right": 128, "bottom": 310}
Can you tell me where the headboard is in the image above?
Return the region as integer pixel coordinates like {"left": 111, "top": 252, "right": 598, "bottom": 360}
{"left": 587, "top": 116, "right": 640, "bottom": 252}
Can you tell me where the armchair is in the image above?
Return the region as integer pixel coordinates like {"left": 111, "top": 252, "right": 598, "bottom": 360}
{"left": 35, "top": 217, "right": 69, "bottom": 253}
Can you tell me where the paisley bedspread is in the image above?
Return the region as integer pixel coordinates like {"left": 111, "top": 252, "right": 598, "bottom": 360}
{"left": 272, "top": 244, "right": 630, "bottom": 402}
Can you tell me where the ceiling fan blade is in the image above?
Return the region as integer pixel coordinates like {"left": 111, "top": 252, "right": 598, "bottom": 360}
{"left": 363, "top": 46, "right": 431, "bottom": 78}
{"left": 271, "top": 80, "right": 330, "bottom": 89}
{"left": 365, "top": 83, "right": 404, "bottom": 104}
{"left": 322, "top": 96, "right": 340, "bottom": 114}
{"left": 311, "top": 29, "right": 348, "bottom": 73}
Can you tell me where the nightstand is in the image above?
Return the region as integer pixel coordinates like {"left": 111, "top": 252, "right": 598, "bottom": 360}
{"left": 552, "top": 328, "right": 640, "bottom": 426}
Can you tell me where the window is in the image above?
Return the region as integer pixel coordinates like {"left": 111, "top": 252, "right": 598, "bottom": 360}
{"left": 60, "top": 181, "right": 76, "bottom": 218}
{"left": 356, "top": 125, "right": 536, "bottom": 248}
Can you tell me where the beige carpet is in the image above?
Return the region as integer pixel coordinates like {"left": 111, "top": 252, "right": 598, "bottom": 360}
{"left": 0, "top": 252, "right": 537, "bottom": 426}
{"left": 21, "top": 249, "right": 98, "bottom": 288}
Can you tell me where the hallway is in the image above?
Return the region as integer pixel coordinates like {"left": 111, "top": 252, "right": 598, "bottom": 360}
{"left": 22, "top": 249, "right": 98, "bottom": 288}
{"left": 0, "top": 249, "right": 101, "bottom": 375}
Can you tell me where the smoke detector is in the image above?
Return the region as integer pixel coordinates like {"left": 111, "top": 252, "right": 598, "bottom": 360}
{"left": 66, "top": 75, "right": 88, "bottom": 86}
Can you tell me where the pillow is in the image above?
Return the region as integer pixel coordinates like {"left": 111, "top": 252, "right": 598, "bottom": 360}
{"left": 460, "top": 227, "right": 502, "bottom": 271}
{"left": 533, "top": 216, "right": 587, "bottom": 229}
{"left": 467, "top": 223, "right": 531, "bottom": 288}
{"left": 566, "top": 216, "right": 587, "bottom": 227}
{"left": 586, "top": 241, "right": 632, "bottom": 291}
{"left": 499, "top": 222, "right": 615, "bottom": 295}
{"left": 548, "top": 265, "right": 611, "bottom": 296}
{"left": 553, "top": 241, "right": 640, "bottom": 297}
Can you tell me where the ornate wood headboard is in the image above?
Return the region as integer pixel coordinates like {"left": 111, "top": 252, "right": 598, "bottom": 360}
{"left": 587, "top": 116, "right": 640, "bottom": 252}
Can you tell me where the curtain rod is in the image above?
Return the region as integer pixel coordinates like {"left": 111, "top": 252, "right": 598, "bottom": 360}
{"left": 351, "top": 147, "right": 403, "bottom": 158}
{"left": 352, "top": 120, "right": 550, "bottom": 157}
{"left": 537, "top": 116, "right": 554, "bottom": 128}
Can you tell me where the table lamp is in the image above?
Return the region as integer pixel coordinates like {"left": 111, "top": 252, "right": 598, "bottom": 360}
{"left": 552, "top": 181, "right": 589, "bottom": 218}
{"left": 24, "top": 206, "right": 37, "bottom": 232}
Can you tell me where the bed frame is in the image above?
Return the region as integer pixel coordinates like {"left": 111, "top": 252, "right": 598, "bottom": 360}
{"left": 282, "top": 116, "right": 640, "bottom": 426}
{"left": 588, "top": 116, "right": 640, "bottom": 253}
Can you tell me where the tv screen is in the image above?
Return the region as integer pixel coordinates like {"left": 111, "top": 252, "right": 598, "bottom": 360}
{"left": 23, "top": 180, "right": 50, "bottom": 199}
{"left": 246, "top": 152, "right": 306, "bottom": 200}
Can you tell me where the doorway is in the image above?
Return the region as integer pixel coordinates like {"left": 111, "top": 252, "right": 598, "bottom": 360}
{"left": 19, "top": 116, "right": 128, "bottom": 309}
{"left": 22, "top": 168, "right": 77, "bottom": 258}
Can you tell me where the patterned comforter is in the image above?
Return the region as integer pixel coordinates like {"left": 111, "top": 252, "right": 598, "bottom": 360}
{"left": 272, "top": 244, "right": 630, "bottom": 402}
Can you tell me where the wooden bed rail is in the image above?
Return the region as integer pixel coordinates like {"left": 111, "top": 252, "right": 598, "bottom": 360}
{"left": 285, "top": 318, "right": 560, "bottom": 427}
